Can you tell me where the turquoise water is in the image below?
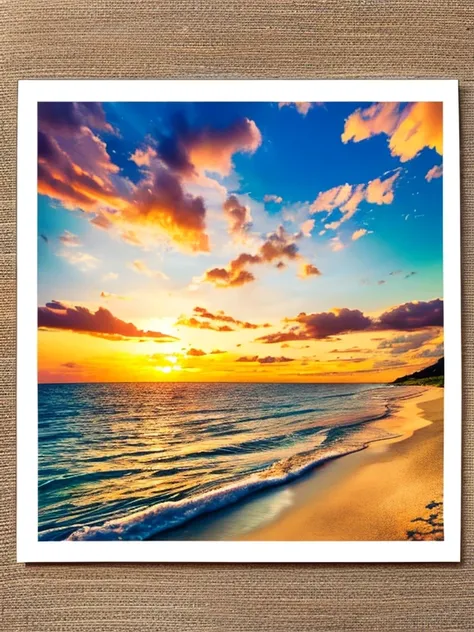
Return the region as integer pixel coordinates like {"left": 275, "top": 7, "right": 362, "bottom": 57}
{"left": 38, "top": 382, "right": 418, "bottom": 541}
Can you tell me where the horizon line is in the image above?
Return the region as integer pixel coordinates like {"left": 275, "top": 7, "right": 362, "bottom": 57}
{"left": 38, "top": 380, "right": 392, "bottom": 386}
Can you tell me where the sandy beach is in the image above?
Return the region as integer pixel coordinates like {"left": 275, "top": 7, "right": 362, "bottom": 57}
{"left": 243, "top": 386, "right": 444, "bottom": 541}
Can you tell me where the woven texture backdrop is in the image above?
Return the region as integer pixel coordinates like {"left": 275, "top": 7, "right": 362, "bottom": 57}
{"left": 1, "top": 1, "right": 473, "bottom": 630}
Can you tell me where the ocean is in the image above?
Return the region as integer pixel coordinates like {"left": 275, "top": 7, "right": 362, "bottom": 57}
{"left": 38, "top": 381, "right": 419, "bottom": 541}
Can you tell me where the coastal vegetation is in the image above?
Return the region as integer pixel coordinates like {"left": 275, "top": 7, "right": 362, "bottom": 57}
{"left": 393, "top": 358, "right": 444, "bottom": 387}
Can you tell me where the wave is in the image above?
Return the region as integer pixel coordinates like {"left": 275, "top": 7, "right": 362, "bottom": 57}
{"left": 65, "top": 427, "right": 395, "bottom": 542}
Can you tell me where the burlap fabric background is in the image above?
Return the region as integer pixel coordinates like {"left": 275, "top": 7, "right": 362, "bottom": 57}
{"left": 1, "top": 1, "right": 473, "bottom": 630}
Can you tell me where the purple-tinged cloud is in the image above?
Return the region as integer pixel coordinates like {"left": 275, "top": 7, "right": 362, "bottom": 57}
{"left": 38, "top": 301, "right": 178, "bottom": 341}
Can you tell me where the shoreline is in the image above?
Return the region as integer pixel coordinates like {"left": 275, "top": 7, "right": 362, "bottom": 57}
{"left": 57, "top": 385, "right": 444, "bottom": 542}
{"left": 242, "top": 386, "right": 443, "bottom": 541}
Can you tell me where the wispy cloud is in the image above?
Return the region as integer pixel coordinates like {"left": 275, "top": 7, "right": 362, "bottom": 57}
{"left": 103, "top": 272, "right": 118, "bottom": 281}
{"left": 330, "top": 236, "right": 344, "bottom": 252}
{"left": 237, "top": 355, "right": 295, "bottom": 364}
{"left": 131, "top": 260, "right": 168, "bottom": 280}
{"left": 426, "top": 164, "right": 443, "bottom": 182}
{"left": 58, "top": 250, "right": 99, "bottom": 271}
{"left": 263, "top": 194, "right": 283, "bottom": 204}
{"left": 59, "top": 230, "right": 81, "bottom": 247}
{"left": 311, "top": 172, "right": 400, "bottom": 231}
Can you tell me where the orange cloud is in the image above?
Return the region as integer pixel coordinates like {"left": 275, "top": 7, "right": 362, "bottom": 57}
{"left": 175, "top": 315, "right": 235, "bottom": 332}
{"left": 38, "top": 130, "right": 124, "bottom": 213}
{"left": 122, "top": 166, "right": 210, "bottom": 253}
{"left": 299, "top": 263, "right": 321, "bottom": 278}
{"left": 365, "top": 172, "right": 399, "bottom": 204}
{"left": 190, "top": 306, "right": 271, "bottom": 329}
{"left": 187, "top": 118, "right": 261, "bottom": 176}
{"left": 351, "top": 228, "right": 370, "bottom": 241}
{"left": 342, "top": 102, "right": 443, "bottom": 162}
{"left": 203, "top": 267, "right": 256, "bottom": 289}
{"left": 389, "top": 102, "right": 442, "bottom": 162}
{"left": 342, "top": 102, "right": 401, "bottom": 143}
{"left": 149, "top": 113, "right": 261, "bottom": 178}
{"left": 299, "top": 219, "right": 315, "bottom": 237}
{"left": 38, "top": 301, "right": 178, "bottom": 342}
{"left": 187, "top": 348, "right": 206, "bottom": 356}
{"left": 310, "top": 183, "right": 352, "bottom": 214}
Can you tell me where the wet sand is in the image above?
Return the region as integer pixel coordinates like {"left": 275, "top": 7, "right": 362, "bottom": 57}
{"left": 243, "top": 387, "right": 443, "bottom": 541}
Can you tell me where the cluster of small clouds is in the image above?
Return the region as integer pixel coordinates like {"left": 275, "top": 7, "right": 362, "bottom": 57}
{"left": 236, "top": 355, "right": 295, "bottom": 364}
{"left": 293, "top": 100, "right": 443, "bottom": 253}
{"left": 176, "top": 306, "right": 271, "bottom": 332}
{"left": 310, "top": 171, "right": 400, "bottom": 232}
{"left": 201, "top": 225, "right": 320, "bottom": 288}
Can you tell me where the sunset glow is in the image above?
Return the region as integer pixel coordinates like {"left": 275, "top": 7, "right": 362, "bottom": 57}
{"left": 38, "top": 101, "right": 443, "bottom": 384}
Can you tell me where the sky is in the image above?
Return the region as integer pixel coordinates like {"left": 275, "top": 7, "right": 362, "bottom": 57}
{"left": 37, "top": 100, "right": 443, "bottom": 383}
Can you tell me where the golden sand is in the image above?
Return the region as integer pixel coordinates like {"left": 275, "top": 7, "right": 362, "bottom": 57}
{"left": 243, "top": 387, "right": 443, "bottom": 541}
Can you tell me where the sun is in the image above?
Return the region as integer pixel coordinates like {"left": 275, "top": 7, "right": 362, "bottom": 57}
{"left": 155, "top": 364, "right": 182, "bottom": 374}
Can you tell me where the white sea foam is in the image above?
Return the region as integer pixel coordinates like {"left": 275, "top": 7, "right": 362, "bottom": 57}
{"left": 67, "top": 427, "right": 393, "bottom": 541}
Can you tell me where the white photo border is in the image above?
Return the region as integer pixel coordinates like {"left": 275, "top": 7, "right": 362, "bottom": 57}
{"left": 17, "top": 80, "right": 461, "bottom": 563}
